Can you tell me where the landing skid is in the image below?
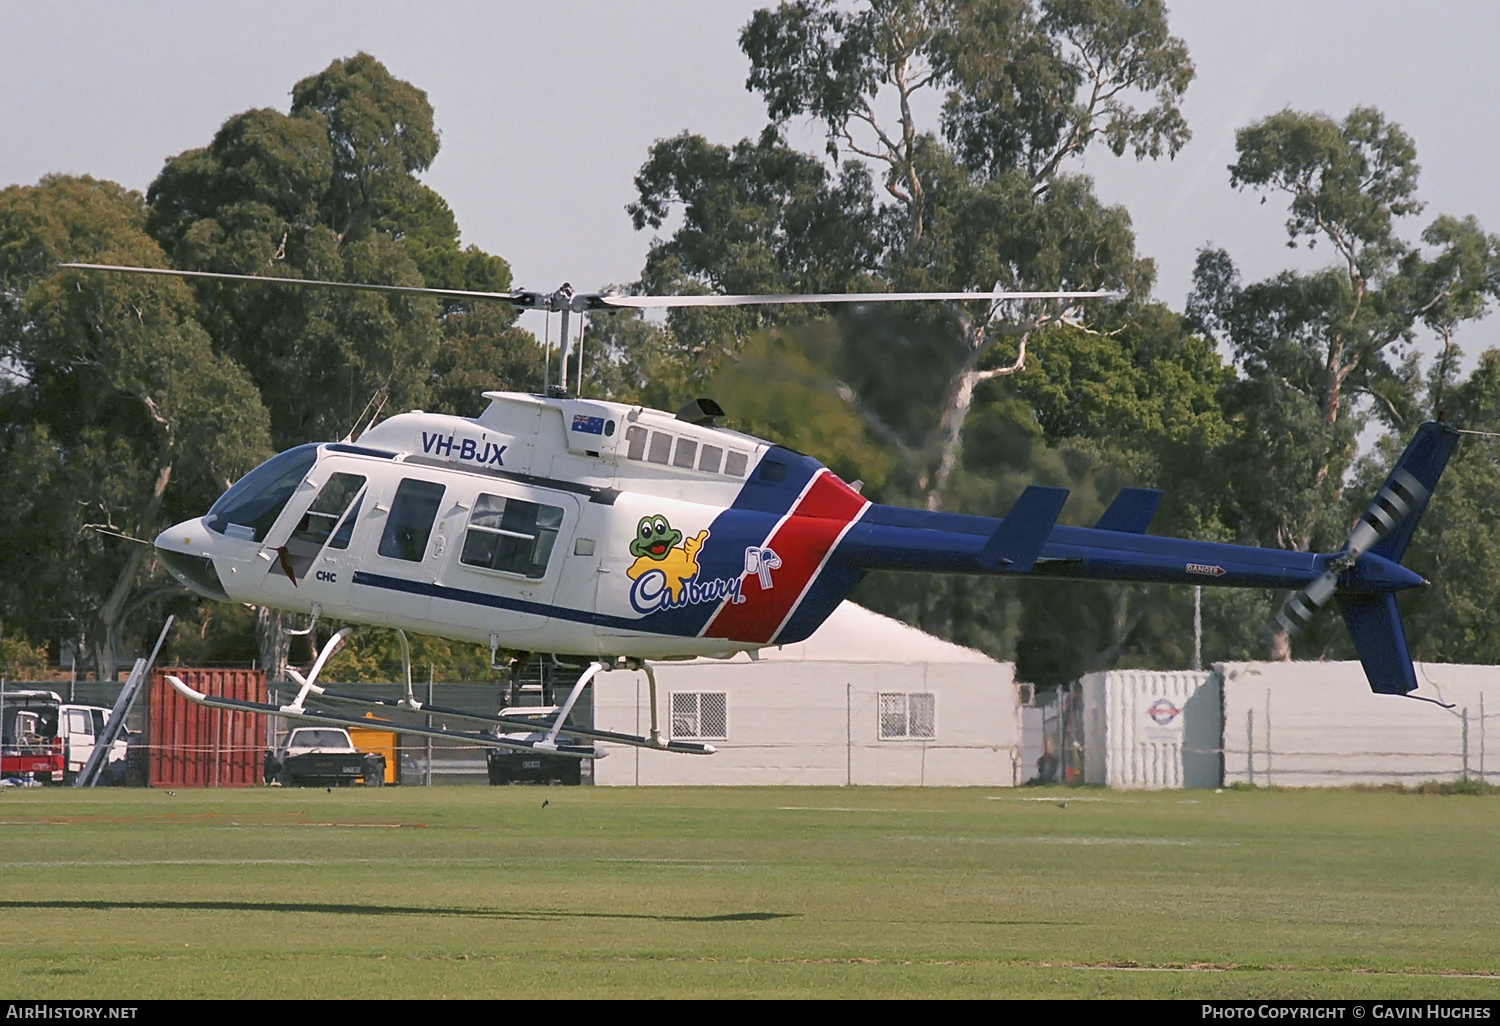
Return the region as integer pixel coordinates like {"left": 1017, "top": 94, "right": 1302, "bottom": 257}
{"left": 166, "top": 628, "right": 714, "bottom": 758}
{"left": 314, "top": 656, "right": 714, "bottom": 756}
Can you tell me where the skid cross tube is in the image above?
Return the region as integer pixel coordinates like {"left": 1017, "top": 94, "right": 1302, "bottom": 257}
{"left": 284, "top": 626, "right": 356, "bottom": 711}
{"left": 539, "top": 661, "right": 605, "bottom": 749}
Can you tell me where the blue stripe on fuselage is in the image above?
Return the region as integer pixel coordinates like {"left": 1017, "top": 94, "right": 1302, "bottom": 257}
{"left": 730, "top": 447, "right": 825, "bottom": 513}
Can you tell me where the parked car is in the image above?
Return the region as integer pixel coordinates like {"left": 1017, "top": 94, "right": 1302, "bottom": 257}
{"left": 485, "top": 708, "right": 584, "bottom": 786}
{"left": 266, "top": 727, "right": 384, "bottom": 787}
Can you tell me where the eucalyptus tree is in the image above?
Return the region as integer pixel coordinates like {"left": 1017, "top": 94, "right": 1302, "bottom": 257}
{"left": 146, "top": 52, "right": 520, "bottom": 450}
{"left": 1187, "top": 107, "right": 1500, "bottom": 658}
{"left": 608, "top": 2, "right": 1221, "bottom": 677}
{"left": 0, "top": 176, "right": 272, "bottom": 680}
{"left": 144, "top": 53, "right": 524, "bottom": 674}
{"left": 629, "top": 0, "right": 1194, "bottom": 512}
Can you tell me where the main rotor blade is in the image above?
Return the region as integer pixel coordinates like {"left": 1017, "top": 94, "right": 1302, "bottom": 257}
{"left": 58, "top": 263, "right": 530, "bottom": 305}
{"left": 598, "top": 289, "right": 1125, "bottom": 309}
{"left": 60, "top": 264, "right": 1126, "bottom": 312}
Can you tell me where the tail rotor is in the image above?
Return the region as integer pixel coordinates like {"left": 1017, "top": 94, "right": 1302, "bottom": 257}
{"left": 1274, "top": 467, "right": 1431, "bottom": 637}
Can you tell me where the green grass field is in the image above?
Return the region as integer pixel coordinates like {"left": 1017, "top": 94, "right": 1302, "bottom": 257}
{"left": 1, "top": 784, "right": 1498, "bottom": 999}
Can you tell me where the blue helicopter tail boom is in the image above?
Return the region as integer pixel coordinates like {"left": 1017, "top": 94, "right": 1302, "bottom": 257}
{"left": 822, "top": 422, "right": 1458, "bottom": 695}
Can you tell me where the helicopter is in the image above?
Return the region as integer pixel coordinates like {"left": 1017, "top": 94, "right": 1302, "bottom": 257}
{"left": 61, "top": 263, "right": 1461, "bottom": 764}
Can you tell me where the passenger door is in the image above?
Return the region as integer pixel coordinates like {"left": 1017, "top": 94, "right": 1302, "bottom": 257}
{"left": 351, "top": 475, "right": 450, "bottom": 628}
{"left": 435, "top": 483, "right": 580, "bottom": 648}
{"left": 62, "top": 707, "right": 94, "bottom": 774}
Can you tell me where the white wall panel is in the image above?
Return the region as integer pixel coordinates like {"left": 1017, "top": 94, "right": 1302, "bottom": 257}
{"left": 1219, "top": 661, "right": 1496, "bottom": 787}
{"left": 593, "top": 660, "right": 1020, "bottom": 786}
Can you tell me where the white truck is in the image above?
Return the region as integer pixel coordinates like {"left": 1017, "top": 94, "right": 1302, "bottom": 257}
{"left": 0, "top": 691, "right": 129, "bottom": 784}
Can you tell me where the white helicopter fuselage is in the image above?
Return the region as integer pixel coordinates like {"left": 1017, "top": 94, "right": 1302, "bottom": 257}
{"left": 156, "top": 391, "right": 865, "bottom": 660}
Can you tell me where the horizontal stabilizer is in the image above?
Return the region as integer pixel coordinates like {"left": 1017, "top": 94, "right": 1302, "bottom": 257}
{"left": 1338, "top": 594, "right": 1418, "bottom": 695}
{"left": 1094, "top": 487, "right": 1163, "bottom": 534}
{"left": 977, "top": 485, "right": 1069, "bottom": 572}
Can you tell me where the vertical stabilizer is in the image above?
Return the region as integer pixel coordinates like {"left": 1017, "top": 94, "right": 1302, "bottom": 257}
{"left": 1339, "top": 594, "right": 1418, "bottom": 695}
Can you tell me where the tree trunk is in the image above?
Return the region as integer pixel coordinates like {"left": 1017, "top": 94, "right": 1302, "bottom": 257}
{"left": 90, "top": 464, "right": 172, "bottom": 681}
{"left": 924, "top": 329, "right": 1030, "bottom": 511}
{"left": 255, "top": 606, "right": 290, "bottom": 683}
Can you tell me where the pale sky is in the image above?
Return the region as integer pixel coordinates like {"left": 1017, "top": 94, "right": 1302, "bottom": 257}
{"left": 5, "top": 1, "right": 1500, "bottom": 360}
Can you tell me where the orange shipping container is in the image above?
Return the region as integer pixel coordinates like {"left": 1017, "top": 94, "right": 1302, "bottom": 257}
{"left": 149, "top": 669, "right": 266, "bottom": 788}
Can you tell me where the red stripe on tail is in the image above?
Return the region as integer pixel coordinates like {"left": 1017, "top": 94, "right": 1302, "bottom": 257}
{"left": 705, "top": 472, "right": 867, "bottom": 644}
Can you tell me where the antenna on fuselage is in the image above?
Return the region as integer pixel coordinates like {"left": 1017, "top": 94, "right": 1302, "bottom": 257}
{"left": 342, "top": 388, "right": 388, "bottom": 443}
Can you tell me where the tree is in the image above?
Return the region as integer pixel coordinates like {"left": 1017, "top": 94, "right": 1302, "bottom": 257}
{"left": 611, "top": 2, "right": 1217, "bottom": 679}
{"left": 146, "top": 53, "right": 523, "bottom": 450}
{"left": 1348, "top": 351, "right": 1500, "bottom": 665}
{"left": 0, "top": 176, "right": 272, "bottom": 680}
{"left": 1187, "top": 108, "right": 1500, "bottom": 658}
{"left": 630, "top": 0, "right": 1190, "bottom": 512}
{"left": 143, "top": 54, "right": 530, "bottom": 678}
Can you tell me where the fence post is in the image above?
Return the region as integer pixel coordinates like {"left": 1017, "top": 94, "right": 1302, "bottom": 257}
{"left": 1462, "top": 707, "right": 1470, "bottom": 783}
{"left": 1193, "top": 586, "right": 1202, "bottom": 672}
{"left": 1265, "top": 691, "right": 1273, "bottom": 787}
{"left": 1247, "top": 708, "right": 1255, "bottom": 786}
{"left": 845, "top": 682, "right": 851, "bottom": 787}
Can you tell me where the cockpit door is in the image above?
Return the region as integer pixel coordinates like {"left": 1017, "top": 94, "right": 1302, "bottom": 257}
{"left": 257, "top": 460, "right": 370, "bottom": 613}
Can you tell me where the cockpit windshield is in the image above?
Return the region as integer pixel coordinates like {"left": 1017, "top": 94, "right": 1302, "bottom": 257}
{"left": 204, "top": 444, "right": 320, "bottom": 542}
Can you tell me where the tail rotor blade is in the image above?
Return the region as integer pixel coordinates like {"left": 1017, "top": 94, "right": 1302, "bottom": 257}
{"left": 1274, "top": 568, "right": 1340, "bottom": 637}
{"left": 1345, "top": 468, "right": 1428, "bottom": 559}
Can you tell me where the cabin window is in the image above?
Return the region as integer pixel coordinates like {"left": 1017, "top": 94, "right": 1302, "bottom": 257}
{"left": 290, "top": 474, "right": 366, "bottom": 551}
{"left": 328, "top": 494, "right": 364, "bottom": 550}
{"left": 671, "top": 692, "right": 727, "bottom": 740}
{"left": 624, "top": 425, "right": 647, "bottom": 460}
{"left": 673, "top": 438, "right": 698, "bottom": 469}
{"left": 723, "top": 451, "right": 749, "bottom": 477}
{"left": 378, "top": 479, "right": 446, "bottom": 562}
{"left": 698, "top": 444, "right": 723, "bottom": 474}
{"left": 878, "top": 692, "right": 935, "bottom": 740}
{"left": 460, "top": 493, "right": 564, "bottom": 579}
{"left": 204, "top": 443, "right": 320, "bottom": 542}
{"left": 759, "top": 460, "right": 787, "bottom": 482}
{"left": 647, "top": 431, "right": 673, "bottom": 465}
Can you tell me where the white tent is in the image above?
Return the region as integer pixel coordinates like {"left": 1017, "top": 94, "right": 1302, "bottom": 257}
{"left": 592, "top": 601, "right": 1021, "bottom": 786}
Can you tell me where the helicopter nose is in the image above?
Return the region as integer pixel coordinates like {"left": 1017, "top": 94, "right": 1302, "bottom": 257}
{"left": 155, "top": 519, "right": 230, "bottom": 601}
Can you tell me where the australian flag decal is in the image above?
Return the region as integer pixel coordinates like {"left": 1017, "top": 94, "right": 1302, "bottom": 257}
{"left": 571, "top": 414, "right": 606, "bottom": 435}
